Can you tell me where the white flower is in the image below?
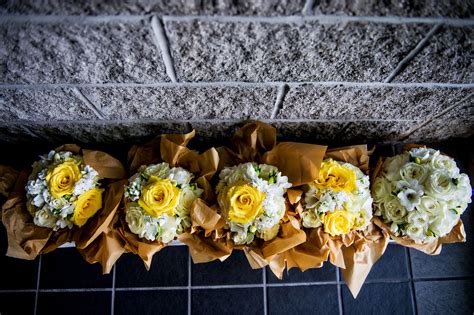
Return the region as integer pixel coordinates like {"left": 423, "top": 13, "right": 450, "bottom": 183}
{"left": 126, "top": 206, "right": 146, "bottom": 237}
{"left": 32, "top": 194, "right": 45, "bottom": 208}
{"left": 400, "top": 162, "right": 428, "bottom": 184}
{"left": 168, "top": 167, "right": 193, "bottom": 185}
{"left": 429, "top": 209, "right": 458, "bottom": 237}
{"left": 159, "top": 214, "right": 179, "bottom": 243}
{"left": 397, "top": 188, "right": 423, "bottom": 211}
{"left": 372, "top": 177, "right": 392, "bottom": 204}
{"left": 144, "top": 222, "right": 159, "bottom": 241}
{"left": 407, "top": 211, "right": 429, "bottom": 227}
{"left": 383, "top": 154, "right": 409, "bottom": 181}
{"left": 301, "top": 211, "right": 322, "bottom": 228}
{"left": 409, "top": 148, "right": 435, "bottom": 163}
{"left": 425, "top": 170, "right": 455, "bottom": 201}
{"left": 405, "top": 224, "right": 424, "bottom": 241}
{"left": 143, "top": 163, "right": 170, "bottom": 179}
{"left": 430, "top": 154, "right": 459, "bottom": 178}
{"left": 381, "top": 197, "right": 407, "bottom": 224}
{"left": 33, "top": 209, "right": 57, "bottom": 229}
{"left": 175, "top": 186, "right": 201, "bottom": 217}
{"left": 417, "top": 196, "right": 446, "bottom": 216}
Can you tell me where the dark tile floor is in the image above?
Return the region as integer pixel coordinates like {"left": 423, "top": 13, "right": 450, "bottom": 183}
{"left": 0, "top": 140, "right": 472, "bottom": 315}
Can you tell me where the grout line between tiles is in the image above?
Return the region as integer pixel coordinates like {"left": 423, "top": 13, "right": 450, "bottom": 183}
{"left": 34, "top": 255, "right": 42, "bottom": 315}
{"left": 406, "top": 248, "right": 418, "bottom": 315}
{"left": 111, "top": 266, "right": 116, "bottom": 315}
{"left": 263, "top": 268, "right": 268, "bottom": 315}
{"left": 188, "top": 253, "right": 192, "bottom": 315}
{"left": 336, "top": 268, "right": 344, "bottom": 315}
{"left": 115, "top": 287, "right": 188, "bottom": 291}
{"left": 39, "top": 288, "right": 114, "bottom": 292}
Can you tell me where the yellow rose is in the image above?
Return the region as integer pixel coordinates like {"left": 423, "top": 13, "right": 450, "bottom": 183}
{"left": 46, "top": 160, "right": 82, "bottom": 199}
{"left": 323, "top": 210, "right": 355, "bottom": 236}
{"left": 313, "top": 159, "right": 356, "bottom": 192}
{"left": 222, "top": 184, "right": 266, "bottom": 224}
{"left": 73, "top": 188, "right": 104, "bottom": 227}
{"left": 138, "top": 176, "right": 181, "bottom": 218}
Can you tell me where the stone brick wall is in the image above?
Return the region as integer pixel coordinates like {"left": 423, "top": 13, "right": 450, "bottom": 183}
{"left": 0, "top": 0, "right": 473, "bottom": 145}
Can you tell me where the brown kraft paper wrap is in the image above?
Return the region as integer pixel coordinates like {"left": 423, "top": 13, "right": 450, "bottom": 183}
{"left": 372, "top": 144, "right": 466, "bottom": 255}
{"left": 184, "top": 121, "right": 327, "bottom": 273}
{"left": 1, "top": 144, "right": 126, "bottom": 261}
{"left": 0, "top": 165, "right": 19, "bottom": 199}
{"left": 118, "top": 130, "right": 220, "bottom": 270}
{"left": 277, "top": 145, "right": 390, "bottom": 298}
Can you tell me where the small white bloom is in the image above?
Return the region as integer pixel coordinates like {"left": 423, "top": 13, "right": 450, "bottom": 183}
{"left": 33, "top": 209, "right": 57, "bottom": 228}
{"left": 407, "top": 211, "right": 429, "bottom": 227}
{"left": 381, "top": 197, "right": 407, "bottom": 224}
{"left": 400, "top": 162, "right": 428, "bottom": 184}
{"left": 430, "top": 154, "right": 459, "bottom": 178}
{"left": 168, "top": 167, "right": 193, "bottom": 185}
{"left": 397, "top": 188, "right": 423, "bottom": 211}
{"left": 383, "top": 154, "right": 409, "bottom": 181}
{"left": 405, "top": 224, "right": 424, "bottom": 241}
{"left": 425, "top": 170, "right": 455, "bottom": 201}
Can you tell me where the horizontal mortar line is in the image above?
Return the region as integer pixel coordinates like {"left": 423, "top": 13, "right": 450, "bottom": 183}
{"left": 0, "top": 82, "right": 473, "bottom": 89}
{"left": 0, "top": 14, "right": 150, "bottom": 23}
{"left": 38, "top": 288, "right": 113, "bottom": 292}
{"left": 115, "top": 286, "right": 188, "bottom": 291}
{"left": 162, "top": 14, "right": 474, "bottom": 26}
{"left": 0, "top": 289, "right": 37, "bottom": 293}
{"left": 0, "top": 119, "right": 422, "bottom": 126}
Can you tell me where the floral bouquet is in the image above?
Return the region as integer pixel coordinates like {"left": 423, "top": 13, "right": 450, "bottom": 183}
{"left": 26, "top": 150, "right": 103, "bottom": 230}
{"left": 1, "top": 144, "right": 125, "bottom": 260}
{"left": 373, "top": 146, "right": 471, "bottom": 254}
{"left": 301, "top": 158, "right": 372, "bottom": 236}
{"left": 216, "top": 162, "right": 291, "bottom": 245}
{"left": 124, "top": 163, "right": 203, "bottom": 243}
{"left": 275, "top": 146, "right": 388, "bottom": 298}
{"left": 181, "top": 122, "right": 327, "bottom": 274}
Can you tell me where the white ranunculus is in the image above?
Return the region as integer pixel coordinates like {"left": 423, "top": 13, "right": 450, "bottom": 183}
{"left": 400, "top": 162, "right": 428, "bottom": 183}
{"left": 429, "top": 209, "right": 458, "bottom": 237}
{"left": 454, "top": 174, "right": 473, "bottom": 204}
{"left": 383, "top": 154, "right": 409, "bottom": 181}
{"left": 168, "top": 167, "right": 193, "bottom": 185}
{"left": 381, "top": 197, "right": 407, "bottom": 224}
{"left": 144, "top": 163, "right": 170, "bottom": 179}
{"left": 126, "top": 207, "right": 146, "bottom": 236}
{"left": 175, "top": 186, "right": 200, "bottom": 217}
{"left": 397, "top": 188, "right": 423, "bottom": 211}
{"left": 430, "top": 154, "right": 459, "bottom": 178}
{"left": 425, "top": 170, "right": 455, "bottom": 201}
{"left": 407, "top": 211, "right": 429, "bottom": 227}
{"left": 233, "top": 229, "right": 254, "bottom": 245}
{"left": 372, "top": 177, "right": 392, "bottom": 203}
{"left": 34, "top": 209, "right": 57, "bottom": 228}
{"left": 405, "top": 224, "right": 424, "bottom": 241}
{"left": 417, "top": 196, "right": 446, "bottom": 216}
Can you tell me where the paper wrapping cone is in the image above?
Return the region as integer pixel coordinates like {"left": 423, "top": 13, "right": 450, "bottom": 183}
{"left": 185, "top": 121, "right": 326, "bottom": 269}
{"left": 372, "top": 144, "right": 466, "bottom": 255}
{"left": 1, "top": 144, "right": 126, "bottom": 261}
{"left": 0, "top": 165, "right": 19, "bottom": 199}
{"left": 274, "top": 145, "right": 390, "bottom": 298}
{"left": 118, "top": 131, "right": 220, "bottom": 269}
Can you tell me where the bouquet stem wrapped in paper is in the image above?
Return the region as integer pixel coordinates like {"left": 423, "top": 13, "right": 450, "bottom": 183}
{"left": 276, "top": 145, "right": 389, "bottom": 298}
{"left": 1, "top": 144, "right": 126, "bottom": 261}
{"left": 103, "top": 130, "right": 220, "bottom": 271}
{"left": 372, "top": 144, "right": 469, "bottom": 255}
{"left": 181, "top": 121, "right": 327, "bottom": 274}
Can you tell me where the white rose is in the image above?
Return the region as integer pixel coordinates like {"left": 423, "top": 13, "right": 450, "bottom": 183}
{"left": 175, "top": 186, "right": 200, "bottom": 217}
{"left": 126, "top": 206, "right": 146, "bottom": 236}
{"left": 33, "top": 209, "right": 57, "bottom": 228}
{"left": 453, "top": 174, "right": 472, "bottom": 204}
{"left": 168, "top": 167, "right": 193, "bottom": 186}
{"left": 417, "top": 196, "right": 447, "bottom": 216}
{"left": 301, "top": 211, "right": 322, "bottom": 228}
{"left": 425, "top": 170, "right": 455, "bottom": 201}
{"left": 400, "top": 162, "right": 428, "bottom": 183}
{"left": 144, "top": 163, "right": 170, "bottom": 179}
{"left": 233, "top": 229, "right": 254, "bottom": 245}
{"left": 144, "top": 222, "right": 159, "bottom": 241}
{"left": 429, "top": 209, "right": 458, "bottom": 237}
{"left": 372, "top": 177, "right": 392, "bottom": 203}
{"left": 430, "top": 154, "right": 460, "bottom": 178}
{"left": 407, "top": 211, "right": 429, "bottom": 227}
{"left": 405, "top": 224, "right": 424, "bottom": 241}
{"left": 158, "top": 214, "right": 179, "bottom": 243}
{"left": 381, "top": 197, "right": 407, "bottom": 224}
{"left": 383, "top": 154, "right": 409, "bottom": 181}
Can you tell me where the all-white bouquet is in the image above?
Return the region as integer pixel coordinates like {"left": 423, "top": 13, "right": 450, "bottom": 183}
{"left": 301, "top": 159, "right": 372, "bottom": 236}
{"left": 124, "top": 163, "right": 203, "bottom": 243}
{"left": 373, "top": 147, "right": 472, "bottom": 242}
{"left": 26, "top": 150, "right": 103, "bottom": 231}
{"left": 216, "top": 162, "right": 292, "bottom": 245}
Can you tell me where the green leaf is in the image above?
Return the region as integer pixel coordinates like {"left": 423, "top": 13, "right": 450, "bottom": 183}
{"left": 452, "top": 178, "right": 459, "bottom": 186}
{"left": 450, "top": 208, "right": 459, "bottom": 215}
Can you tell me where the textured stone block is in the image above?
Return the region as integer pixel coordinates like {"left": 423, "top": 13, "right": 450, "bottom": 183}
{"left": 313, "top": 0, "right": 474, "bottom": 18}
{"left": 0, "top": 21, "right": 167, "bottom": 84}
{"left": 279, "top": 85, "right": 473, "bottom": 119}
{"left": 0, "top": 88, "right": 95, "bottom": 120}
{"left": 395, "top": 27, "right": 473, "bottom": 83}
{"left": 79, "top": 86, "right": 276, "bottom": 119}
{"left": 0, "top": 0, "right": 304, "bottom": 16}
{"left": 166, "top": 20, "right": 429, "bottom": 82}
{"left": 344, "top": 120, "right": 418, "bottom": 143}
{"left": 407, "top": 120, "right": 474, "bottom": 141}
{"left": 272, "top": 121, "right": 349, "bottom": 144}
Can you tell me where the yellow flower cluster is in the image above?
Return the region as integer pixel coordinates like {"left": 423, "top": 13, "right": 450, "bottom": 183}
{"left": 224, "top": 184, "right": 266, "bottom": 224}
{"left": 313, "top": 159, "right": 357, "bottom": 193}
{"left": 138, "top": 176, "right": 181, "bottom": 218}
{"left": 323, "top": 210, "right": 356, "bottom": 237}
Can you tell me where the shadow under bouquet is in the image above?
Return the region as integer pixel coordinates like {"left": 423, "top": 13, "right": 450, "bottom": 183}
{"left": 372, "top": 144, "right": 472, "bottom": 254}
{"left": 1, "top": 144, "right": 125, "bottom": 260}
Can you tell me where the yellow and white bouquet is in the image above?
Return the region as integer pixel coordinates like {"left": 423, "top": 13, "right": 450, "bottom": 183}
{"left": 301, "top": 158, "right": 372, "bottom": 236}
{"left": 216, "top": 162, "right": 292, "bottom": 245}
{"left": 26, "top": 150, "right": 103, "bottom": 230}
{"left": 124, "top": 163, "right": 203, "bottom": 243}
{"left": 373, "top": 147, "right": 472, "bottom": 242}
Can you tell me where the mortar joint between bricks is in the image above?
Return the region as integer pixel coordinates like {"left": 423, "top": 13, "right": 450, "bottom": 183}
{"left": 150, "top": 15, "right": 178, "bottom": 83}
